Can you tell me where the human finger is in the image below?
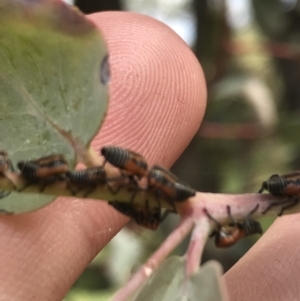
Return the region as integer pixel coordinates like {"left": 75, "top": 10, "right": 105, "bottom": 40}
{"left": 224, "top": 214, "right": 300, "bottom": 301}
{"left": 0, "top": 11, "right": 206, "bottom": 301}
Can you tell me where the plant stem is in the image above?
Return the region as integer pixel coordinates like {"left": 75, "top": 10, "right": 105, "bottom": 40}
{"left": 110, "top": 217, "right": 194, "bottom": 301}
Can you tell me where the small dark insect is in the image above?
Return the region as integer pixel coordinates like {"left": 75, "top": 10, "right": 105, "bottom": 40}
{"left": 17, "top": 154, "right": 69, "bottom": 191}
{"left": 101, "top": 146, "right": 195, "bottom": 213}
{"left": 259, "top": 172, "right": 300, "bottom": 215}
{"left": 66, "top": 166, "right": 122, "bottom": 197}
{"left": 204, "top": 205, "right": 262, "bottom": 248}
{"left": 101, "top": 146, "right": 150, "bottom": 205}
{"left": 147, "top": 165, "right": 196, "bottom": 211}
{"left": 67, "top": 166, "right": 106, "bottom": 184}
{"left": 17, "top": 154, "right": 68, "bottom": 179}
{"left": 109, "top": 200, "right": 162, "bottom": 230}
{"left": 0, "top": 151, "right": 14, "bottom": 198}
{"left": 101, "top": 146, "right": 148, "bottom": 179}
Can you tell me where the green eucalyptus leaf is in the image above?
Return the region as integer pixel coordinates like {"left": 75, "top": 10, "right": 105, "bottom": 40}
{"left": 184, "top": 260, "right": 228, "bottom": 301}
{"left": 133, "top": 257, "right": 228, "bottom": 301}
{"left": 0, "top": 0, "right": 109, "bottom": 213}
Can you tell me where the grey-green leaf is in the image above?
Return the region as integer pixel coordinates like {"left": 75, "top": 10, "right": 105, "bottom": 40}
{"left": 0, "top": 0, "right": 109, "bottom": 214}
{"left": 132, "top": 257, "right": 228, "bottom": 301}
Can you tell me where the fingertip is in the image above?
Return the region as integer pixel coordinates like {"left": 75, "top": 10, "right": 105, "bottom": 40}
{"left": 224, "top": 214, "right": 300, "bottom": 301}
{"left": 0, "top": 12, "right": 207, "bottom": 300}
{"left": 88, "top": 11, "right": 207, "bottom": 165}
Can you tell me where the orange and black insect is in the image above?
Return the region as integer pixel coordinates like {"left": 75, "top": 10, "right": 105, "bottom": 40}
{"left": 17, "top": 154, "right": 68, "bottom": 179}
{"left": 66, "top": 166, "right": 122, "bottom": 197}
{"left": 101, "top": 146, "right": 149, "bottom": 203}
{"left": 17, "top": 154, "right": 69, "bottom": 191}
{"left": 204, "top": 205, "right": 262, "bottom": 248}
{"left": 101, "top": 146, "right": 148, "bottom": 179}
{"left": 109, "top": 200, "right": 162, "bottom": 230}
{"left": 67, "top": 167, "right": 106, "bottom": 183}
{"left": 101, "top": 146, "right": 195, "bottom": 213}
{"left": 259, "top": 172, "right": 300, "bottom": 215}
{"left": 147, "top": 165, "right": 196, "bottom": 211}
{"left": 0, "top": 151, "right": 14, "bottom": 198}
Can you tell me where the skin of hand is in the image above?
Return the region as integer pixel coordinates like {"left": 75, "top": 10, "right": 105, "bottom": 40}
{"left": 224, "top": 214, "right": 300, "bottom": 301}
{"left": 0, "top": 12, "right": 206, "bottom": 301}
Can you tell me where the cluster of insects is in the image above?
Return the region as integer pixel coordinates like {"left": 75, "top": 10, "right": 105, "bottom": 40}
{"left": 203, "top": 170, "right": 300, "bottom": 248}
{"left": 0, "top": 146, "right": 298, "bottom": 248}
{"left": 258, "top": 171, "right": 300, "bottom": 216}
{"left": 101, "top": 146, "right": 196, "bottom": 230}
{"left": 0, "top": 146, "right": 196, "bottom": 231}
{"left": 204, "top": 205, "right": 262, "bottom": 248}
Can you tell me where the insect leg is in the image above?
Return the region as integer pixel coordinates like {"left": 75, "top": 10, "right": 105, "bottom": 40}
{"left": 203, "top": 208, "right": 222, "bottom": 239}
{"left": 65, "top": 181, "right": 76, "bottom": 195}
{"left": 82, "top": 184, "right": 97, "bottom": 198}
{"left": 154, "top": 189, "right": 177, "bottom": 213}
{"left": 277, "top": 196, "right": 299, "bottom": 216}
{"left": 247, "top": 203, "right": 259, "bottom": 217}
{"left": 226, "top": 205, "right": 236, "bottom": 226}
{"left": 102, "top": 159, "right": 108, "bottom": 168}
{"left": 203, "top": 208, "right": 222, "bottom": 240}
{"left": 39, "top": 183, "right": 48, "bottom": 192}
{"left": 225, "top": 205, "right": 259, "bottom": 229}
{"left": 128, "top": 187, "right": 140, "bottom": 206}
{"left": 159, "top": 210, "right": 171, "bottom": 223}
{"left": 105, "top": 174, "right": 131, "bottom": 195}
{"left": 241, "top": 204, "right": 262, "bottom": 235}
{"left": 18, "top": 182, "right": 32, "bottom": 192}
{"left": 262, "top": 199, "right": 290, "bottom": 214}
{"left": 38, "top": 176, "right": 61, "bottom": 192}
